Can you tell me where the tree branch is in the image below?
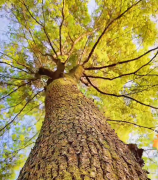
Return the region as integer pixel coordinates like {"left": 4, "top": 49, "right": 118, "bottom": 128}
{"left": 83, "top": 0, "right": 142, "bottom": 66}
{"left": 59, "top": 0, "right": 65, "bottom": 55}
{"left": 20, "top": 0, "right": 58, "bottom": 58}
{"left": 79, "top": 36, "right": 91, "bottom": 64}
{"left": 41, "top": 0, "right": 46, "bottom": 26}
{"left": 106, "top": 119, "right": 157, "bottom": 132}
{"left": 0, "top": 74, "right": 32, "bottom": 80}
{"left": 37, "top": 67, "right": 55, "bottom": 78}
{"left": 0, "top": 61, "right": 31, "bottom": 74}
{"left": 0, "top": 52, "right": 34, "bottom": 74}
{"left": 0, "top": 81, "right": 31, "bottom": 101}
{"left": 65, "top": 31, "right": 95, "bottom": 63}
{"left": 19, "top": 8, "right": 58, "bottom": 66}
{"left": 10, "top": 8, "right": 42, "bottom": 68}
{"left": 20, "top": 0, "right": 43, "bottom": 26}
{"left": 85, "top": 51, "right": 158, "bottom": 80}
{"left": 43, "top": 26, "right": 58, "bottom": 58}
{"left": 84, "top": 75, "right": 158, "bottom": 109}
{"left": 85, "top": 46, "right": 158, "bottom": 70}
{"left": 0, "top": 90, "right": 43, "bottom": 133}
{"left": 0, "top": 82, "right": 19, "bottom": 86}
{"left": 40, "top": 53, "right": 58, "bottom": 64}
{"left": 124, "top": 84, "right": 158, "bottom": 96}
{"left": 1, "top": 99, "right": 24, "bottom": 112}
{"left": 6, "top": 132, "right": 38, "bottom": 159}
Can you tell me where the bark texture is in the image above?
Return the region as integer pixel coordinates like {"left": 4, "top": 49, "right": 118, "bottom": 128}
{"left": 18, "top": 76, "right": 148, "bottom": 180}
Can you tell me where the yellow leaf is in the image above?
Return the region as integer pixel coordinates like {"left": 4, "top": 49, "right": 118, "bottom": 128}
{"left": 20, "top": 135, "right": 25, "bottom": 142}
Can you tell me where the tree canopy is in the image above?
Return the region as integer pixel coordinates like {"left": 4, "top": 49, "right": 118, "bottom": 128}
{"left": 0, "top": 0, "right": 158, "bottom": 179}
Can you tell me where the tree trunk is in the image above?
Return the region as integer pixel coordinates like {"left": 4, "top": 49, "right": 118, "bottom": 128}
{"left": 18, "top": 76, "right": 148, "bottom": 180}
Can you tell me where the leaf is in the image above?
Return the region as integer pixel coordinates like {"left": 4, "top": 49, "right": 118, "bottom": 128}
{"left": 12, "top": 134, "right": 17, "bottom": 141}
{"left": 19, "top": 135, "right": 25, "bottom": 142}
{"left": 0, "top": 0, "right": 158, "bottom": 179}
{"left": 153, "top": 135, "right": 158, "bottom": 150}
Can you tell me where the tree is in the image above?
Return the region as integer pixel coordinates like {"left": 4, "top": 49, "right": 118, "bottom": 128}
{"left": 0, "top": 0, "right": 158, "bottom": 179}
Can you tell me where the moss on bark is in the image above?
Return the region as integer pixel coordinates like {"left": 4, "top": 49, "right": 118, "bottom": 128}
{"left": 18, "top": 76, "right": 148, "bottom": 180}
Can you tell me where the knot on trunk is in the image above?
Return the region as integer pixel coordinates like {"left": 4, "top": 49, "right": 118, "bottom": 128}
{"left": 127, "top": 144, "right": 145, "bottom": 167}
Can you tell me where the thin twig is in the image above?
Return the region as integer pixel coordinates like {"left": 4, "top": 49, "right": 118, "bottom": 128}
{"left": 1, "top": 99, "right": 25, "bottom": 112}
{"left": 41, "top": 0, "right": 46, "bottom": 26}
{"left": 0, "top": 90, "right": 43, "bottom": 133}
{"left": 0, "top": 74, "right": 32, "bottom": 80}
{"left": 0, "top": 52, "right": 34, "bottom": 74}
{"left": 0, "top": 81, "right": 31, "bottom": 101}
{"left": 65, "top": 31, "right": 95, "bottom": 63}
{"left": 106, "top": 119, "right": 157, "bottom": 132}
{"left": 59, "top": 0, "right": 65, "bottom": 55}
{"left": 0, "top": 61, "right": 31, "bottom": 74}
{"left": 79, "top": 36, "right": 91, "bottom": 64}
{"left": 20, "top": 0, "right": 58, "bottom": 58}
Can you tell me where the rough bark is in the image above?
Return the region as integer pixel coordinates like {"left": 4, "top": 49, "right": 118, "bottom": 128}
{"left": 18, "top": 76, "right": 148, "bottom": 180}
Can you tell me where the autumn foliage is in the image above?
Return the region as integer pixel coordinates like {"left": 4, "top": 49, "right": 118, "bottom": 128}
{"left": 0, "top": 0, "right": 158, "bottom": 179}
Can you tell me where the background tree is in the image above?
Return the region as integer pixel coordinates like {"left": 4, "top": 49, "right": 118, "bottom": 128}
{"left": 0, "top": 0, "right": 158, "bottom": 179}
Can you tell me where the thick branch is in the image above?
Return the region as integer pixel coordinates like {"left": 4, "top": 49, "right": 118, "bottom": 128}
{"left": 84, "top": 75, "right": 158, "bottom": 109}
{"left": 68, "top": 65, "right": 84, "bottom": 81}
{"left": 83, "top": 0, "right": 142, "bottom": 65}
{"left": 37, "top": 67, "right": 55, "bottom": 78}
{"left": 85, "top": 51, "right": 158, "bottom": 80}
{"left": 37, "top": 62, "right": 65, "bottom": 83}
{"left": 85, "top": 46, "right": 158, "bottom": 70}
{"left": 80, "top": 77, "right": 89, "bottom": 86}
